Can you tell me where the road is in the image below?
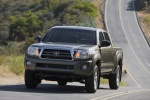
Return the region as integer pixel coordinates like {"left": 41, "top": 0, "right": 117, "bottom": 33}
{"left": 0, "top": 0, "right": 150, "bottom": 100}
{"left": 105, "top": 0, "right": 150, "bottom": 99}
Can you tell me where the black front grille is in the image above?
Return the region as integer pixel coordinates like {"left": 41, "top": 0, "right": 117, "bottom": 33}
{"left": 41, "top": 49, "right": 72, "bottom": 60}
{"left": 36, "top": 63, "right": 74, "bottom": 70}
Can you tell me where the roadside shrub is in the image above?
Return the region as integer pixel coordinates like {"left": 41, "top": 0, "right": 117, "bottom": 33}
{"left": 3, "top": 55, "right": 24, "bottom": 75}
{"left": 144, "top": 16, "right": 150, "bottom": 26}
{"left": 0, "top": 42, "right": 24, "bottom": 55}
{"left": 74, "top": 1, "right": 98, "bottom": 17}
{"left": 0, "top": 55, "right": 6, "bottom": 65}
{"left": 0, "top": 46, "right": 8, "bottom": 55}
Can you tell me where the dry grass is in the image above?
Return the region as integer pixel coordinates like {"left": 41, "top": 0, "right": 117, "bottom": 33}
{"left": 92, "top": 0, "right": 104, "bottom": 29}
{"left": 0, "top": 65, "right": 23, "bottom": 85}
{"left": 0, "top": 65, "right": 11, "bottom": 77}
{"left": 137, "top": 10, "right": 150, "bottom": 44}
{"left": 0, "top": 55, "right": 24, "bottom": 84}
{"left": 100, "top": 78, "right": 126, "bottom": 86}
{"left": 3, "top": 55, "right": 24, "bottom": 75}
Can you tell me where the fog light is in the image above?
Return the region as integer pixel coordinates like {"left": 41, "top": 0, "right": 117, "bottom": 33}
{"left": 26, "top": 61, "right": 31, "bottom": 66}
{"left": 82, "top": 65, "right": 87, "bottom": 70}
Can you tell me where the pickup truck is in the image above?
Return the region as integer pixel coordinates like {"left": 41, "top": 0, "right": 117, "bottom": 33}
{"left": 24, "top": 26, "right": 123, "bottom": 93}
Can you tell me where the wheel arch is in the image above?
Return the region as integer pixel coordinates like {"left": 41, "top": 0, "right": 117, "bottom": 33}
{"left": 92, "top": 53, "right": 101, "bottom": 74}
{"left": 113, "top": 51, "right": 123, "bottom": 73}
{"left": 96, "top": 60, "right": 101, "bottom": 74}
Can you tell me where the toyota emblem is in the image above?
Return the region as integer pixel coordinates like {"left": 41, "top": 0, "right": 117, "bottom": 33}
{"left": 53, "top": 51, "right": 60, "bottom": 56}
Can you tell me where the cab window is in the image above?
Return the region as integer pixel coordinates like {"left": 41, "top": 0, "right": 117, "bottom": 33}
{"left": 103, "top": 32, "right": 110, "bottom": 42}
{"left": 99, "top": 32, "right": 104, "bottom": 45}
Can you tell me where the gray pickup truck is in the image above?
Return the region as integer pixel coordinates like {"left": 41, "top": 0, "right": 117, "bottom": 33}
{"left": 24, "top": 26, "right": 123, "bottom": 93}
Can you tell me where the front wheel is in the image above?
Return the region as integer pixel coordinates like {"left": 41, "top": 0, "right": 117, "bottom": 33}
{"left": 85, "top": 65, "right": 100, "bottom": 93}
{"left": 109, "top": 65, "right": 121, "bottom": 89}
{"left": 25, "top": 70, "right": 38, "bottom": 89}
{"left": 57, "top": 80, "right": 67, "bottom": 86}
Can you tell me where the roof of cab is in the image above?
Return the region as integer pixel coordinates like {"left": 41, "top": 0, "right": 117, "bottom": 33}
{"left": 51, "top": 26, "right": 104, "bottom": 32}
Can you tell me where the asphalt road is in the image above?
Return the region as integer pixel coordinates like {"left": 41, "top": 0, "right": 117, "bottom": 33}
{"left": 105, "top": 0, "right": 150, "bottom": 99}
{"left": 0, "top": 0, "right": 150, "bottom": 100}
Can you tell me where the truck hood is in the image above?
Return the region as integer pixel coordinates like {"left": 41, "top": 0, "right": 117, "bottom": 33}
{"left": 31, "top": 42, "right": 96, "bottom": 50}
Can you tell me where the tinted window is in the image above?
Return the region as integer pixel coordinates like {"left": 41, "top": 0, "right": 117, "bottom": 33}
{"left": 103, "top": 32, "right": 110, "bottom": 42}
{"left": 42, "top": 28, "right": 96, "bottom": 45}
{"left": 99, "top": 32, "right": 104, "bottom": 45}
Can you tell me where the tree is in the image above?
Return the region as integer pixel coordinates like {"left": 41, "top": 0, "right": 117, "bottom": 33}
{"left": 9, "top": 11, "right": 41, "bottom": 41}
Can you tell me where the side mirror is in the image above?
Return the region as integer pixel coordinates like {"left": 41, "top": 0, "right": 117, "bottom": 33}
{"left": 34, "top": 36, "right": 41, "bottom": 43}
{"left": 101, "top": 40, "right": 111, "bottom": 47}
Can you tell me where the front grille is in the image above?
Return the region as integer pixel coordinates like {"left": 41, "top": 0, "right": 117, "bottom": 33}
{"left": 41, "top": 49, "right": 72, "bottom": 60}
{"left": 36, "top": 63, "right": 74, "bottom": 70}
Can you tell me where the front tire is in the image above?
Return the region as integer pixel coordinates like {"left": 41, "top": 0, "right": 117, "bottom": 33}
{"left": 85, "top": 65, "right": 100, "bottom": 93}
{"left": 109, "top": 65, "right": 121, "bottom": 89}
{"left": 57, "top": 80, "right": 67, "bottom": 86}
{"left": 25, "top": 70, "right": 38, "bottom": 89}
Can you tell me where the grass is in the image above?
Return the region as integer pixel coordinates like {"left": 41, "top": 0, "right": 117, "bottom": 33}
{"left": 101, "top": 78, "right": 126, "bottom": 86}
{"left": 144, "top": 16, "right": 150, "bottom": 26}
{"left": 0, "top": 55, "right": 6, "bottom": 65}
{"left": 0, "top": 55, "right": 24, "bottom": 75}
{"left": 120, "top": 81, "right": 126, "bottom": 86}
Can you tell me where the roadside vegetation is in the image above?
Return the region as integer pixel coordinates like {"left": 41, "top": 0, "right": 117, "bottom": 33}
{"left": 0, "top": 43, "right": 24, "bottom": 75}
{"left": 100, "top": 78, "right": 126, "bottom": 86}
{"left": 136, "top": 0, "right": 150, "bottom": 44}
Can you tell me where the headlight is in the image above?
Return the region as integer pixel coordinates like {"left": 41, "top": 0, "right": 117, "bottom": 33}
{"left": 28, "top": 47, "right": 39, "bottom": 56}
{"left": 74, "top": 50, "right": 91, "bottom": 59}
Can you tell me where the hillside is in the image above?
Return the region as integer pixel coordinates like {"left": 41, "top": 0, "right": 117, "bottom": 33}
{"left": 0, "top": 0, "right": 103, "bottom": 51}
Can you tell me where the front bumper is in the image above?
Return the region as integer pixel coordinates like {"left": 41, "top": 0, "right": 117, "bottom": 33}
{"left": 25, "top": 56, "right": 93, "bottom": 76}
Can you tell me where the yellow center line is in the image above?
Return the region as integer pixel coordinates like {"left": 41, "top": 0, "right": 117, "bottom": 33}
{"left": 91, "top": 89, "right": 150, "bottom": 100}
{"left": 90, "top": 91, "right": 127, "bottom": 100}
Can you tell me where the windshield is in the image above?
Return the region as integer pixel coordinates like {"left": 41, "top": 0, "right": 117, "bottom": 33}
{"left": 42, "top": 28, "right": 96, "bottom": 45}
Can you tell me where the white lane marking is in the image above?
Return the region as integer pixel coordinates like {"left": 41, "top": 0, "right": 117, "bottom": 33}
{"left": 104, "top": 0, "right": 108, "bottom": 33}
{"left": 119, "top": 0, "right": 150, "bottom": 74}
{"left": 91, "top": 89, "right": 150, "bottom": 100}
{"left": 126, "top": 69, "right": 141, "bottom": 88}
{"left": 105, "top": 0, "right": 142, "bottom": 88}
{"left": 104, "top": 0, "right": 113, "bottom": 46}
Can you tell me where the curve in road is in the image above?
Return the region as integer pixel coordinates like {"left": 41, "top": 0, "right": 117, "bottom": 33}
{"left": 105, "top": 0, "right": 150, "bottom": 99}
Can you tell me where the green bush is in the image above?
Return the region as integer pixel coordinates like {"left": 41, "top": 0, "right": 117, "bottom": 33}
{"left": 0, "top": 42, "right": 27, "bottom": 55}
{"left": 74, "top": 1, "right": 98, "bottom": 17}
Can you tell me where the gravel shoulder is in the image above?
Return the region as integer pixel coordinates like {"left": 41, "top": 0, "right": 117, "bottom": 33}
{"left": 0, "top": 66, "right": 23, "bottom": 85}
{"left": 137, "top": 11, "right": 150, "bottom": 45}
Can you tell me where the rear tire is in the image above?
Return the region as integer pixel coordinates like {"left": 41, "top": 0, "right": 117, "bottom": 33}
{"left": 57, "top": 80, "right": 67, "bottom": 86}
{"left": 109, "top": 65, "right": 121, "bottom": 89}
{"left": 25, "top": 70, "right": 38, "bottom": 89}
{"left": 85, "top": 65, "right": 99, "bottom": 93}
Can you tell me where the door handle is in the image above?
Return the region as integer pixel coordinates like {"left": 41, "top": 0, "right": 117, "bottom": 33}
{"left": 106, "top": 51, "right": 108, "bottom": 55}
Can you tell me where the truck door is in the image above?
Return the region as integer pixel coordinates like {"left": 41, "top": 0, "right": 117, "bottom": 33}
{"left": 99, "top": 32, "right": 111, "bottom": 72}
{"left": 103, "top": 32, "right": 114, "bottom": 69}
